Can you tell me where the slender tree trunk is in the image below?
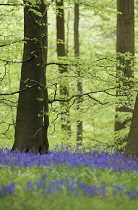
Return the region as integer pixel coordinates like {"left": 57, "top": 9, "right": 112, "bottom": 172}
{"left": 56, "top": 0, "right": 71, "bottom": 135}
{"left": 115, "top": 0, "right": 134, "bottom": 150}
{"left": 12, "top": 0, "right": 49, "bottom": 153}
{"left": 74, "top": 3, "right": 83, "bottom": 144}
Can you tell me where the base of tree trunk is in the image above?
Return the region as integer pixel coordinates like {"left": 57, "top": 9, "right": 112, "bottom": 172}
{"left": 11, "top": 143, "right": 49, "bottom": 154}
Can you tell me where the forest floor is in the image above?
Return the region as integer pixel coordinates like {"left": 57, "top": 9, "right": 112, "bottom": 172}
{"left": 0, "top": 146, "right": 138, "bottom": 210}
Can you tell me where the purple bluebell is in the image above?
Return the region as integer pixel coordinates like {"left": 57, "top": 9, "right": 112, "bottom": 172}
{"left": 0, "top": 147, "right": 138, "bottom": 172}
{"left": 0, "top": 183, "right": 16, "bottom": 198}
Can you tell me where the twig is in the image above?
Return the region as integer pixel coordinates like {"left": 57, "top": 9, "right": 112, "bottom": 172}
{"left": 0, "top": 84, "right": 38, "bottom": 96}
{"left": 0, "top": 4, "right": 23, "bottom": 6}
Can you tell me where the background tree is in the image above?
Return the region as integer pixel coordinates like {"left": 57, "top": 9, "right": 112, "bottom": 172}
{"left": 12, "top": 0, "right": 49, "bottom": 153}
{"left": 74, "top": 3, "right": 83, "bottom": 144}
{"left": 56, "top": 0, "right": 71, "bottom": 136}
{"left": 115, "top": 0, "right": 134, "bottom": 150}
{"left": 125, "top": 92, "right": 138, "bottom": 157}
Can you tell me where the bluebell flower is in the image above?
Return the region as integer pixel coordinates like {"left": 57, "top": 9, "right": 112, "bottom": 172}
{"left": 125, "top": 189, "right": 138, "bottom": 199}
{"left": 99, "top": 181, "right": 106, "bottom": 197}
{"left": 0, "top": 147, "right": 138, "bottom": 171}
{"left": 0, "top": 183, "right": 16, "bottom": 198}
{"left": 112, "top": 184, "right": 124, "bottom": 197}
{"left": 78, "top": 180, "right": 97, "bottom": 196}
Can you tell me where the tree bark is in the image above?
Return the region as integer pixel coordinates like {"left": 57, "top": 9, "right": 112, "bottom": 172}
{"left": 12, "top": 0, "right": 49, "bottom": 153}
{"left": 56, "top": 0, "right": 71, "bottom": 135}
{"left": 115, "top": 0, "right": 134, "bottom": 150}
{"left": 125, "top": 93, "right": 138, "bottom": 157}
{"left": 74, "top": 3, "right": 83, "bottom": 144}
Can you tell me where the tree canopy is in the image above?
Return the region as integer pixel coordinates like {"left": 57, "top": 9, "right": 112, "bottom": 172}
{"left": 0, "top": 0, "right": 138, "bottom": 156}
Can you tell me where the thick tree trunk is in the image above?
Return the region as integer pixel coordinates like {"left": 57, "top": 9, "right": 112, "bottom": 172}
{"left": 12, "top": 1, "right": 49, "bottom": 153}
{"left": 74, "top": 3, "right": 83, "bottom": 144}
{"left": 115, "top": 0, "right": 134, "bottom": 150}
{"left": 56, "top": 0, "right": 71, "bottom": 135}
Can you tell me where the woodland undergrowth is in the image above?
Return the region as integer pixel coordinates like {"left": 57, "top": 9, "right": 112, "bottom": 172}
{"left": 0, "top": 145, "right": 138, "bottom": 210}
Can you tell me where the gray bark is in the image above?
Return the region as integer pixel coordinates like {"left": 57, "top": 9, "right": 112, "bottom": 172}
{"left": 56, "top": 0, "right": 71, "bottom": 135}
{"left": 115, "top": 0, "right": 134, "bottom": 149}
{"left": 125, "top": 93, "right": 138, "bottom": 157}
{"left": 74, "top": 3, "right": 83, "bottom": 144}
{"left": 12, "top": 0, "right": 49, "bottom": 153}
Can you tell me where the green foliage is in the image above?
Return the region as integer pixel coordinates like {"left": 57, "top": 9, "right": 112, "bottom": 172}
{"left": 1, "top": 164, "right": 138, "bottom": 209}
{"left": 0, "top": 0, "right": 137, "bottom": 150}
{"left": 8, "top": 0, "right": 19, "bottom": 4}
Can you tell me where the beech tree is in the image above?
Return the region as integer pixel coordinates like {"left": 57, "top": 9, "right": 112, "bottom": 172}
{"left": 11, "top": 0, "right": 49, "bottom": 153}
{"left": 115, "top": 0, "right": 134, "bottom": 150}
{"left": 74, "top": 3, "right": 83, "bottom": 143}
{"left": 125, "top": 93, "right": 138, "bottom": 157}
{"left": 56, "top": 0, "right": 71, "bottom": 135}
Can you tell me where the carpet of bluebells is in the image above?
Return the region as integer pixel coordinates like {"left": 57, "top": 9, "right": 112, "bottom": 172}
{"left": 1, "top": 146, "right": 138, "bottom": 209}
{"left": 1, "top": 146, "right": 138, "bottom": 170}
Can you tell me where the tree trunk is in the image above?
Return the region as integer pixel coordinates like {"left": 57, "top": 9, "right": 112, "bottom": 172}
{"left": 115, "top": 0, "right": 134, "bottom": 150}
{"left": 12, "top": 0, "right": 49, "bottom": 153}
{"left": 74, "top": 3, "right": 83, "bottom": 144}
{"left": 56, "top": 0, "right": 71, "bottom": 136}
{"left": 125, "top": 93, "right": 138, "bottom": 157}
